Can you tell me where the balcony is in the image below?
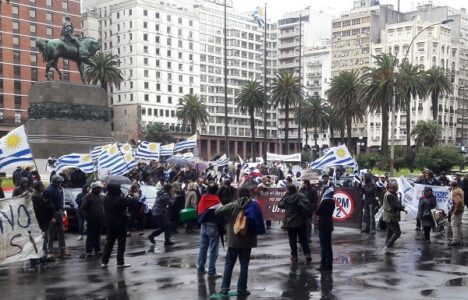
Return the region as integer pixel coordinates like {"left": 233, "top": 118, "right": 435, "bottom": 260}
{"left": 0, "top": 116, "right": 27, "bottom": 126}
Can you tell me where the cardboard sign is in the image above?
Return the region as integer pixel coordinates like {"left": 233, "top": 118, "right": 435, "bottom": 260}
{"left": 0, "top": 196, "right": 44, "bottom": 265}
{"left": 252, "top": 188, "right": 286, "bottom": 220}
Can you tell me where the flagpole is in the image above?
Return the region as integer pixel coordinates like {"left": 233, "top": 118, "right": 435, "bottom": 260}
{"left": 263, "top": 2, "right": 268, "bottom": 164}
{"left": 297, "top": 14, "right": 302, "bottom": 153}
{"left": 223, "top": 0, "right": 229, "bottom": 158}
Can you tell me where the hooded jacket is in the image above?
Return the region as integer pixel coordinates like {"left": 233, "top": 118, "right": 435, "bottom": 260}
{"left": 383, "top": 190, "right": 405, "bottom": 223}
{"left": 278, "top": 192, "right": 309, "bottom": 228}
{"left": 31, "top": 190, "right": 55, "bottom": 232}
{"left": 103, "top": 183, "right": 133, "bottom": 228}
{"left": 215, "top": 196, "right": 258, "bottom": 248}
{"left": 417, "top": 194, "right": 436, "bottom": 227}
{"left": 81, "top": 191, "right": 105, "bottom": 222}
{"left": 152, "top": 189, "right": 173, "bottom": 217}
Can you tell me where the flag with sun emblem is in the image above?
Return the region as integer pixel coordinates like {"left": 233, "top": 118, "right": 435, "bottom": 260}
{"left": 119, "top": 143, "right": 134, "bottom": 154}
{"left": 54, "top": 153, "right": 94, "bottom": 174}
{"left": 91, "top": 144, "right": 112, "bottom": 162}
{"left": 135, "top": 141, "right": 160, "bottom": 160}
{"left": 173, "top": 134, "right": 197, "bottom": 153}
{"left": 97, "top": 144, "right": 129, "bottom": 175}
{"left": 123, "top": 151, "right": 137, "bottom": 172}
{"left": 310, "top": 144, "right": 357, "bottom": 170}
{"left": 0, "top": 125, "right": 34, "bottom": 170}
{"left": 160, "top": 143, "right": 175, "bottom": 157}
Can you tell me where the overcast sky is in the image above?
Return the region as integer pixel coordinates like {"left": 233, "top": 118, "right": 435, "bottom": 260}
{"left": 234, "top": 0, "right": 468, "bottom": 19}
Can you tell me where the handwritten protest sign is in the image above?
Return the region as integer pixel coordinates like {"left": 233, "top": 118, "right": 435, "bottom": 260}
{"left": 252, "top": 188, "right": 286, "bottom": 220}
{"left": 0, "top": 196, "right": 43, "bottom": 265}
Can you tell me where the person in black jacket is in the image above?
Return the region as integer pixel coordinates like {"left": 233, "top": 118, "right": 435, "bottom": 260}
{"left": 217, "top": 179, "right": 237, "bottom": 205}
{"left": 316, "top": 187, "right": 336, "bottom": 271}
{"left": 299, "top": 179, "right": 319, "bottom": 241}
{"left": 361, "top": 174, "right": 377, "bottom": 234}
{"left": 75, "top": 184, "right": 90, "bottom": 241}
{"left": 417, "top": 187, "right": 436, "bottom": 243}
{"left": 148, "top": 184, "right": 175, "bottom": 246}
{"left": 81, "top": 181, "right": 105, "bottom": 257}
{"left": 31, "top": 181, "right": 55, "bottom": 267}
{"left": 0, "top": 178, "right": 5, "bottom": 199}
{"left": 101, "top": 183, "right": 134, "bottom": 268}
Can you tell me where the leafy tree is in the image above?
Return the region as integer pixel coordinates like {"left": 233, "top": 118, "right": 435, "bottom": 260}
{"left": 144, "top": 123, "right": 174, "bottom": 144}
{"left": 176, "top": 94, "right": 209, "bottom": 135}
{"left": 356, "top": 152, "right": 381, "bottom": 170}
{"left": 361, "top": 54, "right": 400, "bottom": 159}
{"left": 411, "top": 120, "right": 442, "bottom": 149}
{"left": 416, "top": 146, "right": 463, "bottom": 174}
{"left": 270, "top": 70, "right": 301, "bottom": 154}
{"left": 327, "top": 70, "right": 365, "bottom": 150}
{"left": 297, "top": 96, "right": 329, "bottom": 159}
{"left": 235, "top": 80, "right": 265, "bottom": 159}
{"left": 397, "top": 61, "right": 427, "bottom": 150}
{"left": 84, "top": 52, "right": 123, "bottom": 90}
{"left": 425, "top": 66, "right": 454, "bottom": 120}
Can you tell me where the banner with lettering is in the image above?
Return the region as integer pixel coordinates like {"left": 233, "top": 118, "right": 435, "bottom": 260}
{"left": 266, "top": 152, "right": 301, "bottom": 162}
{"left": 0, "top": 196, "right": 44, "bottom": 265}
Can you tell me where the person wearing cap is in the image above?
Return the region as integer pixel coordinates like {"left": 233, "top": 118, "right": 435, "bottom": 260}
{"left": 12, "top": 177, "right": 32, "bottom": 197}
{"left": 321, "top": 175, "right": 332, "bottom": 195}
{"left": 43, "top": 175, "right": 70, "bottom": 257}
{"left": 81, "top": 181, "right": 105, "bottom": 257}
{"left": 417, "top": 187, "right": 437, "bottom": 243}
{"left": 383, "top": 181, "right": 407, "bottom": 251}
{"left": 449, "top": 180, "right": 464, "bottom": 246}
{"left": 316, "top": 187, "right": 336, "bottom": 271}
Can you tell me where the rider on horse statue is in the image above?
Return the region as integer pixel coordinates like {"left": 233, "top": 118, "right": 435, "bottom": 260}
{"left": 61, "top": 15, "right": 80, "bottom": 54}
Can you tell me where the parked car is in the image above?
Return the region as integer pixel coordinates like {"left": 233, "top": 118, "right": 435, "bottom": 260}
{"left": 63, "top": 188, "right": 82, "bottom": 232}
{"left": 121, "top": 184, "right": 158, "bottom": 228}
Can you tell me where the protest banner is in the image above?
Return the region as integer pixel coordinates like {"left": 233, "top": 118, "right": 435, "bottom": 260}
{"left": 266, "top": 152, "right": 301, "bottom": 162}
{"left": 253, "top": 187, "right": 363, "bottom": 229}
{"left": 0, "top": 196, "right": 43, "bottom": 265}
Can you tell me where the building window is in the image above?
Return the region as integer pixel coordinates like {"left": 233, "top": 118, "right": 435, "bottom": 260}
{"left": 167, "top": 15, "right": 171, "bottom": 22}
{"left": 144, "top": 22, "right": 148, "bottom": 29}
{"left": 46, "top": 27, "right": 53, "bottom": 36}
{"left": 156, "top": 12, "right": 159, "bottom": 19}
{"left": 144, "top": 94, "right": 149, "bottom": 101}
{"left": 63, "top": 59, "right": 70, "bottom": 69}
{"left": 63, "top": 72, "right": 69, "bottom": 81}
{"left": 29, "top": 9, "right": 36, "bottom": 19}
{"left": 179, "top": 87, "right": 183, "bottom": 94}
{"left": 144, "top": 10, "right": 148, "bottom": 17}
{"left": 178, "top": 17, "right": 183, "bottom": 25}
{"left": 178, "top": 40, "right": 183, "bottom": 48}
{"left": 157, "top": 95, "right": 161, "bottom": 103}
{"left": 156, "top": 48, "right": 160, "bottom": 55}
{"left": 168, "top": 85, "right": 172, "bottom": 92}
{"left": 144, "top": 58, "right": 148, "bottom": 66}
{"left": 143, "top": 33, "right": 148, "bottom": 41}
{"left": 156, "top": 60, "right": 160, "bottom": 67}
{"left": 144, "top": 70, "right": 149, "bottom": 77}
{"left": 46, "top": 0, "right": 53, "bottom": 6}
{"left": 14, "top": 66, "right": 21, "bottom": 78}
{"left": 13, "top": 36, "right": 20, "bottom": 46}
{"left": 156, "top": 83, "right": 160, "bottom": 91}
{"left": 30, "top": 53, "right": 37, "bottom": 63}
{"left": 12, "top": 5, "right": 19, "bottom": 15}
{"left": 13, "top": 51, "right": 20, "bottom": 63}
{"left": 15, "top": 112, "right": 21, "bottom": 124}
{"left": 62, "top": 1, "right": 68, "bottom": 10}
{"left": 168, "top": 97, "right": 172, "bottom": 104}
{"left": 12, "top": 21, "right": 19, "bottom": 31}
{"left": 31, "top": 68, "right": 38, "bottom": 82}
{"left": 167, "top": 50, "right": 171, "bottom": 57}
{"left": 179, "top": 64, "right": 183, "bottom": 71}
{"left": 189, "top": 20, "right": 193, "bottom": 27}
{"left": 167, "top": 38, "right": 172, "bottom": 46}
{"left": 30, "top": 25, "right": 37, "bottom": 33}
{"left": 167, "top": 61, "right": 172, "bottom": 69}
{"left": 156, "top": 36, "right": 160, "bottom": 43}
{"left": 179, "top": 75, "right": 183, "bottom": 82}
{"left": 144, "top": 82, "right": 149, "bottom": 89}
{"left": 14, "top": 81, "right": 21, "bottom": 94}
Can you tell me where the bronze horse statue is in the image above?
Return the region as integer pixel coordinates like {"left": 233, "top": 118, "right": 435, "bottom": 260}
{"left": 35, "top": 37, "right": 101, "bottom": 83}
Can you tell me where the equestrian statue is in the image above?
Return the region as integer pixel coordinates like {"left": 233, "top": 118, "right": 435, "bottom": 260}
{"left": 35, "top": 15, "right": 101, "bottom": 83}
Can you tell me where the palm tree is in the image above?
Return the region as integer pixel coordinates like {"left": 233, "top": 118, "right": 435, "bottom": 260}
{"left": 270, "top": 70, "right": 301, "bottom": 154}
{"left": 176, "top": 95, "right": 209, "bottom": 135}
{"left": 397, "top": 61, "right": 427, "bottom": 150}
{"left": 425, "top": 66, "right": 454, "bottom": 121}
{"left": 235, "top": 80, "right": 265, "bottom": 159}
{"left": 84, "top": 52, "right": 123, "bottom": 90}
{"left": 327, "top": 105, "right": 346, "bottom": 147}
{"left": 144, "top": 123, "right": 174, "bottom": 144}
{"left": 411, "top": 120, "right": 442, "bottom": 149}
{"left": 361, "top": 53, "right": 400, "bottom": 159}
{"left": 327, "top": 70, "right": 365, "bottom": 150}
{"left": 298, "top": 96, "right": 329, "bottom": 159}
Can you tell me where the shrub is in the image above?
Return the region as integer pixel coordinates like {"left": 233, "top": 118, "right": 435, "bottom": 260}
{"left": 415, "top": 146, "right": 463, "bottom": 174}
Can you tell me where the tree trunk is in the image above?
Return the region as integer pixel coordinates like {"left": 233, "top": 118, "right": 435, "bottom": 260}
{"left": 101, "top": 80, "right": 107, "bottom": 91}
{"left": 346, "top": 116, "right": 352, "bottom": 152}
{"left": 284, "top": 99, "right": 289, "bottom": 154}
{"left": 406, "top": 92, "right": 411, "bottom": 151}
{"left": 314, "top": 126, "right": 318, "bottom": 160}
{"left": 432, "top": 92, "right": 438, "bottom": 121}
{"left": 305, "top": 127, "right": 309, "bottom": 147}
{"left": 330, "top": 126, "right": 335, "bottom": 147}
{"left": 340, "top": 125, "right": 345, "bottom": 145}
{"left": 250, "top": 109, "right": 256, "bottom": 160}
{"left": 191, "top": 119, "right": 197, "bottom": 135}
{"left": 381, "top": 104, "right": 389, "bottom": 159}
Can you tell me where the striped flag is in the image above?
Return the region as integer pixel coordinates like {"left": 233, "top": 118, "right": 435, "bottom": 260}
{"left": 310, "top": 144, "right": 357, "bottom": 170}
{"left": 54, "top": 153, "right": 94, "bottom": 174}
{"left": 119, "top": 143, "right": 133, "bottom": 154}
{"left": 122, "top": 151, "right": 137, "bottom": 172}
{"left": 213, "top": 154, "right": 229, "bottom": 167}
{"left": 160, "top": 143, "right": 174, "bottom": 157}
{"left": 91, "top": 144, "right": 112, "bottom": 162}
{"left": 135, "top": 141, "right": 160, "bottom": 160}
{"left": 0, "top": 126, "right": 34, "bottom": 170}
{"left": 251, "top": 7, "right": 265, "bottom": 28}
{"left": 174, "top": 134, "right": 197, "bottom": 153}
{"left": 97, "top": 144, "right": 129, "bottom": 176}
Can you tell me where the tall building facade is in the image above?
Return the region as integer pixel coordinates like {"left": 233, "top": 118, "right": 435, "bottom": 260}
{"left": 0, "top": 0, "right": 82, "bottom": 135}
{"left": 369, "top": 19, "right": 457, "bottom": 149}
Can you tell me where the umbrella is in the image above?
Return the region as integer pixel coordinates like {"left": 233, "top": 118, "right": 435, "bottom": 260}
{"left": 104, "top": 175, "right": 132, "bottom": 185}
{"left": 166, "top": 154, "right": 195, "bottom": 167}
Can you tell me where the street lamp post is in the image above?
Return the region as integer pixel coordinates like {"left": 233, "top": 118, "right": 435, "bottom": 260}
{"left": 389, "top": 18, "right": 454, "bottom": 176}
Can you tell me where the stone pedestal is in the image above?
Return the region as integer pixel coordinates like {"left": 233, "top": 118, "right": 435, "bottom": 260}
{"left": 26, "top": 81, "right": 114, "bottom": 158}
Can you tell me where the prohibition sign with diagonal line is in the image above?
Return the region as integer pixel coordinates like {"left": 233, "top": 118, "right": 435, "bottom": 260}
{"left": 332, "top": 190, "right": 355, "bottom": 222}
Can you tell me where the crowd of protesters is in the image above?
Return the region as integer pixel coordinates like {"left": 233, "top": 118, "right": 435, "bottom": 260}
{"left": 6, "top": 159, "right": 468, "bottom": 296}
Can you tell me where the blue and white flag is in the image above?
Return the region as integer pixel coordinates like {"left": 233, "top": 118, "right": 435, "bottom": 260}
{"left": 54, "top": 153, "right": 94, "bottom": 174}
{"left": 97, "top": 144, "right": 129, "bottom": 176}
{"left": 135, "top": 141, "right": 160, "bottom": 160}
{"left": 0, "top": 125, "right": 34, "bottom": 170}
{"left": 310, "top": 144, "right": 357, "bottom": 170}
{"left": 251, "top": 7, "right": 265, "bottom": 28}
{"left": 122, "top": 151, "right": 137, "bottom": 172}
{"left": 213, "top": 154, "right": 229, "bottom": 167}
{"left": 160, "top": 143, "right": 174, "bottom": 157}
{"left": 174, "top": 134, "right": 197, "bottom": 153}
{"left": 91, "top": 144, "right": 112, "bottom": 162}
{"left": 119, "top": 143, "right": 133, "bottom": 154}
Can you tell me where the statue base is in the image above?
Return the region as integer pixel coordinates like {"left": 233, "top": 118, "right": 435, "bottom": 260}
{"left": 26, "top": 81, "right": 114, "bottom": 158}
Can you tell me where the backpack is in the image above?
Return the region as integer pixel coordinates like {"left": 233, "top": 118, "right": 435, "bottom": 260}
{"left": 233, "top": 209, "right": 248, "bottom": 236}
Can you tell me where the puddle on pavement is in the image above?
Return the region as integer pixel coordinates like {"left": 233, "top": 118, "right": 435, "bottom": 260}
{"left": 156, "top": 257, "right": 197, "bottom": 269}
{"left": 421, "top": 289, "right": 437, "bottom": 296}
{"left": 445, "top": 277, "right": 468, "bottom": 286}
{"left": 250, "top": 254, "right": 284, "bottom": 260}
{"left": 126, "top": 250, "right": 147, "bottom": 257}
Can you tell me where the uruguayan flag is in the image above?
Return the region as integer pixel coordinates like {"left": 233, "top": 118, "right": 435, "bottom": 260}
{"left": 213, "top": 154, "right": 229, "bottom": 167}
{"left": 119, "top": 143, "right": 133, "bottom": 154}
{"left": 251, "top": 7, "right": 265, "bottom": 28}
{"left": 0, "top": 125, "right": 34, "bottom": 170}
{"left": 91, "top": 144, "right": 112, "bottom": 162}
{"left": 135, "top": 141, "right": 160, "bottom": 160}
{"left": 174, "top": 134, "right": 197, "bottom": 153}
{"left": 97, "top": 144, "right": 129, "bottom": 175}
{"left": 122, "top": 151, "right": 137, "bottom": 172}
{"left": 160, "top": 143, "right": 174, "bottom": 156}
{"left": 310, "top": 144, "right": 357, "bottom": 170}
{"left": 54, "top": 153, "right": 94, "bottom": 174}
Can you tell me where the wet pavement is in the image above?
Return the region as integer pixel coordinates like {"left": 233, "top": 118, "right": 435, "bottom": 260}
{"left": 3, "top": 217, "right": 468, "bottom": 299}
